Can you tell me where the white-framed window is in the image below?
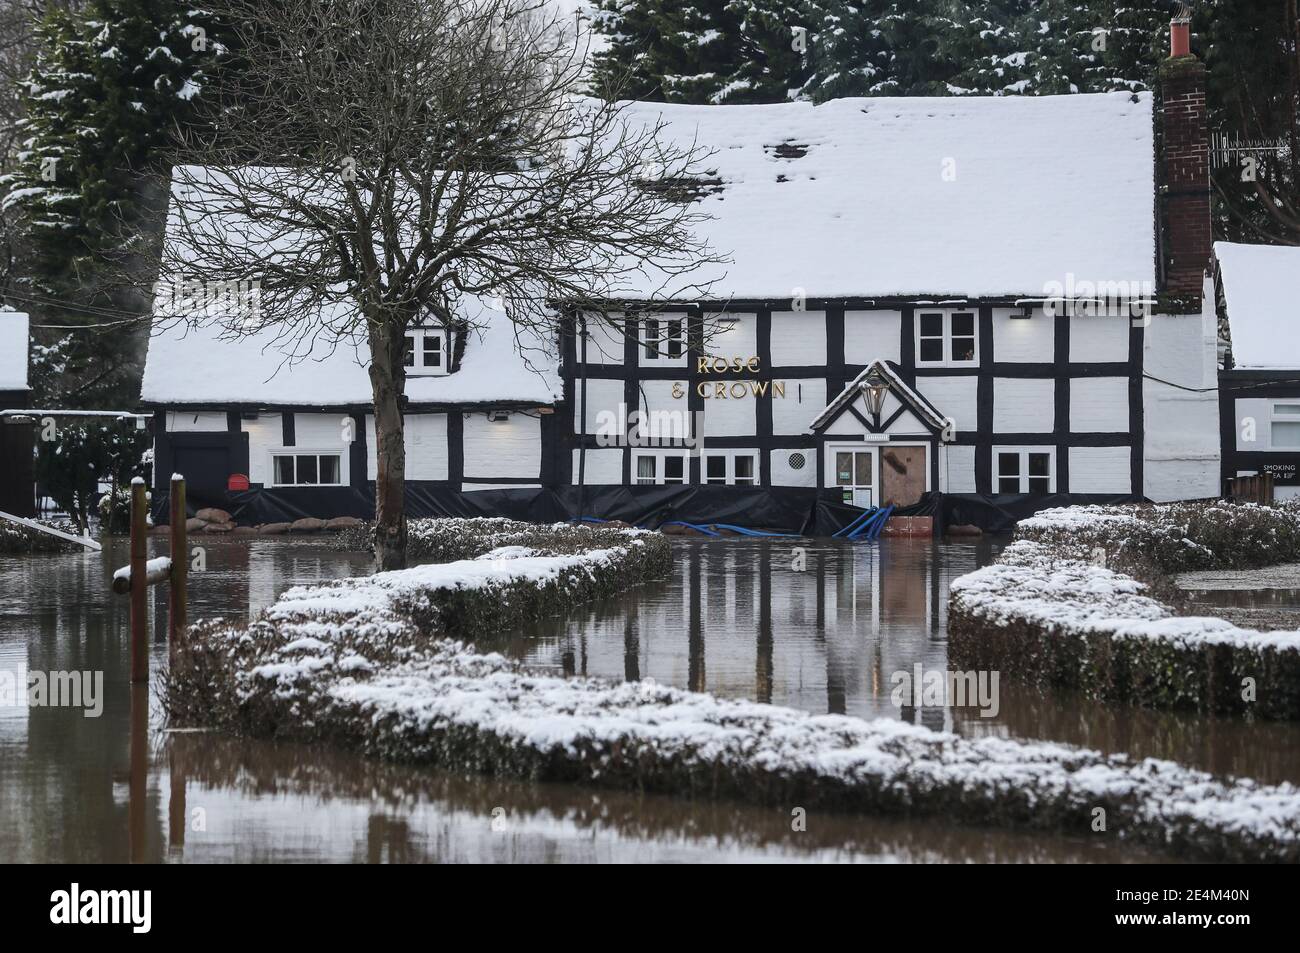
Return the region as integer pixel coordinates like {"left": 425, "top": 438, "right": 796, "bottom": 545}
{"left": 704, "top": 452, "right": 756, "bottom": 486}
{"left": 1271, "top": 402, "right": 1300, "bottom": 449}
{"left": 271, "top": 452, "right": 344, "bottom": 487}
{"left": 916, "top": 309, "right": 978, "bottom": 366}
{"left": 995, "top": 447, "right": 1054, "bottom": 495}
{"left": 404, "top": 327, "right": 450, "bottom": 375}
{"left": 633, "top": 451, "right": 689, "bottom": 485}
{"left": 640, "top": 315, "right": 684, "bottom": 361}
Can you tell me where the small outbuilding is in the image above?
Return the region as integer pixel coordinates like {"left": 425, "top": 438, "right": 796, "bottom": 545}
{"left": 1215, "top": 241, "right": 1300, "bottom": 499}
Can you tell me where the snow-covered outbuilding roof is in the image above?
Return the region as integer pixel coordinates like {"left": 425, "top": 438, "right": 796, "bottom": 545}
{"left": 0, "top": 310, "right": 29, "bottom": 392}
{"left": 616, "top": 91, "right": 1156, "bottom": 300}
{"left": 1216, "top": 241, "right": 1300, "bottom": 370}
{"left": 140, "top": 299, "right": 561, "bottom": 407}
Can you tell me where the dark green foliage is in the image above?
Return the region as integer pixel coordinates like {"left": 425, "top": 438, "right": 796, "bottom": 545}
{"left": 591, "top": 0, "right": 1173, "bottom": 103}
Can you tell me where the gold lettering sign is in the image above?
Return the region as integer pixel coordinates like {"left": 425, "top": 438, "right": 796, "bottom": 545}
{"left": 673, "top": 356, "right": 785, "bottom": 398}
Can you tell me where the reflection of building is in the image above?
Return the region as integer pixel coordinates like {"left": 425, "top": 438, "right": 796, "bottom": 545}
{"left": 523, "top": 540, "right": 978, "bottom": 724}
{"left": 140, "top": 19, "right": 1222, "bottom": 533}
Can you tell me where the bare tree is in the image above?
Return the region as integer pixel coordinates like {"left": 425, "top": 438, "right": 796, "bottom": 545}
{"left": 159, "top": 0, "right": 722, "bottom": 569}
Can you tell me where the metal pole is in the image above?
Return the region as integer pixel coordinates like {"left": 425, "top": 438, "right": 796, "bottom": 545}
{"left": 130, "top": 478, "right": 148, "bottom": 683}
{"left": 169, "top": 476, "right": 187, "bottom": 647}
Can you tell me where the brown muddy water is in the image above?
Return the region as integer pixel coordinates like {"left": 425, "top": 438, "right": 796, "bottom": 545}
{"left": 0, "top": 535, "right": 1288, "bottom": 863}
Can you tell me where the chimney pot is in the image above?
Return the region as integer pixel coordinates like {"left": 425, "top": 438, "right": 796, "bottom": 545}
{"left": 1171, "top": 20, "right": 1190, "bottom": 58}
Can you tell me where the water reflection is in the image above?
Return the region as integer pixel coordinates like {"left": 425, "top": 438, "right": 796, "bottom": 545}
{"left": 0, "top": 535, "right": 1293, "bottom": 863}
{"left": 493, "top": 538, "right": 1300, "bottom": 786}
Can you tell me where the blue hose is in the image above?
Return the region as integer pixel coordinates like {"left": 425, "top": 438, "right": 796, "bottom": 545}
{"left": 660, "top": 520, "right": 723, "bottom": 537}
{"left": 833, "top": 506, "right": 878, "bottom": 538}
{"left": 709, "top": 523, "right": 801, "bottom": 538}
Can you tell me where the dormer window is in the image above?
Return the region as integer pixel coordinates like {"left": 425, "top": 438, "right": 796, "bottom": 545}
{"left": 404, "top": 327, "right": 450, "bottom": 376}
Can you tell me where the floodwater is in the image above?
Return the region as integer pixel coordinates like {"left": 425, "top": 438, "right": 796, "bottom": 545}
{"left": 0, "top": 534, "right": 1288, "bottom": 863}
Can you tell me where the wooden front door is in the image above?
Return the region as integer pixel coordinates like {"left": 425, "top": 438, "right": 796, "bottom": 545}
{"left": 880, "top": 446, "right": 926, "bottom": 507}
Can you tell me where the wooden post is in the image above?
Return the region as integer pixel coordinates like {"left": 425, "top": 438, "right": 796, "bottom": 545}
{"left": 169, "top": 476, "right": 187, "bottom": 647}
{"left": 130, "top": 478, "right": 148, "bottom": 683}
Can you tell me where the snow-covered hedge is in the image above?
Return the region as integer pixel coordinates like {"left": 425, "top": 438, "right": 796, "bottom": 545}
{"left": 950, "top": 505, "right": 1300, "bottom": 718}
{"left": 0, "top": 517, "right": 83, "bottom": 554}
{"left": 1016, "top": 501, "right": 1300, "bottom": 574}
{"left": 167, "top": 522, "right": 1300, "bottom": 860}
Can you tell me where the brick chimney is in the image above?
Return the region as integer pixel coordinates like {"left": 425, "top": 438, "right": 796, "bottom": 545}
{"left": 1159, "top": 9, "right": 1210, "bottom": 304}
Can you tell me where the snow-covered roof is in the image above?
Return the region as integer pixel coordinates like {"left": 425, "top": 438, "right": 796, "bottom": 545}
{"left": 0, "top": 310, "right": 29, "bottom": 391}
{"left": 617, "top": 92, "right": 1156, "bottom": 299}
{"left": 1216, "top": 241, "right": 1300, "bottom": 370}
{"left": 140, "top": 300, "right": 561, "bottom": 406}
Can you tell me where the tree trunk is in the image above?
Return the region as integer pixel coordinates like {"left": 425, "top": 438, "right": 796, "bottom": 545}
{"left": 368, "top": 318, "right": 408, "bottom": 571}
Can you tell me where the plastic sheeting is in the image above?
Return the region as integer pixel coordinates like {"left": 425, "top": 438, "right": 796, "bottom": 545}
{"left": 153, "top": 482, "right": 953, "bottom": 536}
{"left": 151, "top": 480, "right": 1133, "bottom": 537}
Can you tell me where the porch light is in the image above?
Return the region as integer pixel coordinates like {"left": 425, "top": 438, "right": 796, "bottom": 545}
{"left": 861, "top": 368, "right": 889, "bottom": 417}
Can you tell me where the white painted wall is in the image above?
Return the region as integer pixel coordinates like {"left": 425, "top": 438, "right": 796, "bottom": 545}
{"left": 463, "top": 412, "right": 540, "bottom": 480}
{"left": 1070, "top": 377, "right": 1129, "bottom": 432}
{"left": 404, "top": 414, "right": 449, "bottom": 480}
{"left": 243, "top": 414, "right": 282, "bottom": 485}
{"left": 1143, "top": 297, "right": 1220, "bottom": 502}
{"left": 942, "top": 444, "right": 977, "bottom": 492}
{"left": 992, "top": 310, "right": 1053, "bottom": 362}
{"left": 296, "top": 412, "right": 352, "bottom": 448}
{"left": 571, "top": 448, "right": 623, "bottom": 484}
{"left": 993, "top": 378, "right": 1055, "bottom": 432}
{"left": 574, "top": 378, "right": 624, "bottom": 435}
{"left": 167, "top": 411, "right": 227, "bottom": 432}
{"left": 1234, "top": 398, "right": 1273, "bottom": 451}
{"left": 701, "top": 386, "right": 755, "bottom": 437}
{"left": 463, "top": 483, "right": 541, "bottom": 492}
{"left": 580, "top": 315, "right": 627, "bottom": 366}
{"left": 1069, "top": 314, "right": 1130, "bottom": 363}
{"left": 364, "top": 414, "right": 448, "bottom": 481}
{"left": 770, "top": 312, "right": 826, "bottom": 365}
{"left": 1068, "top": 446, "right": 1131, "bottom": 493}
{"left": 914, "top": 375, "right": 978, "bottom": 433}
{"left": 702, "top": 312, "right": 757, "bottom": 362}
{"left": 770, "top": 448, "right": 816, "bottom": 487}
{"left": 844, "top": 310, "right": 902, "bottom": 365}
{"left": 773, "top": 378, "right": 825, "bottom": 435}
{"left": 247, "top": 412, "right": 351, "bottom": 486}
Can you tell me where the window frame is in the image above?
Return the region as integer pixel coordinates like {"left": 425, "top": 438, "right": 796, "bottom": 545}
{"left": 1270, "top": 401, "right": 1300, "bottom": 450}
{"left": 993, "top": 446, "right": 1055, "bottom": 495}
{"left": 915, "top": 309, "right": 979, "bottom": 367}
{"left": 703, "top": 451, "right": 757, "bottom": 486}
{"left": 632, "top": 450, "right": 690, "bottom": 485}
{"left": 270, "top": 451, "right": 346, "bottom": 488}
{"left": 404, "top": 327, "right": 451, "bottom": 376}
{"left": 638, "top": 314, "right": 686, "bottom": 364}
